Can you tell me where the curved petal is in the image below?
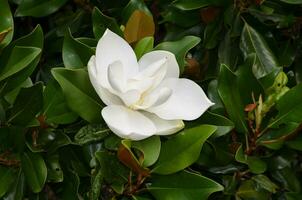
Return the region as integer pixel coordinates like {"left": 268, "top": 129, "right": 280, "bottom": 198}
{"left": 102, "top": 105, "right": 156, "bottom": 140}
{"left": 142, "top": 112, "right": 184, "bottom": 135}
{"left": 88, "top": 56, "right": 123, "bottom": 105}
{"left": 147, "top": 78, "right": 214, "bottom": 120}
{"left": 138, "top": 50, "right": 179, "bottom": 78}
{"left": 95, "top": 29, "right": 139, "bottom": 89}
{"left": 107, "top": 60, "right": 126, "bottom": 93}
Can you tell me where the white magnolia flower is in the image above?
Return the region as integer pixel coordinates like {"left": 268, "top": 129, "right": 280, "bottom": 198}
{"left": 88, "top": 29, "right": 214, "bottom": 140}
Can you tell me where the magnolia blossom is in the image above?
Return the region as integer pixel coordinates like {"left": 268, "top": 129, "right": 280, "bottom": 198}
{"left": 88, "top": 29, "right": 214, "bottom": 140}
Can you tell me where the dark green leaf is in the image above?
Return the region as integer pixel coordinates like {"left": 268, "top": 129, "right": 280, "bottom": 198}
{"left": 218, "top": 64, "right": 248, "bottom": 133}
{"left": 152, "top": 125, "right": 216, "bottom": 174}
{"left": 134, "top": 36, "right": 154, "bottom": 59}
{"left": 240, "top": 22, "right": 280, "bottom": 82}
{"left": 3, "top": 170, "right": 25, "bottom": 200}
{"left": 154, "top": 36, "right": 200, "bottom": 73}
{"left": 62, "top": 30, "right": 95, "bottom": 69}
{"left": 0, "top": 0, "right": 13, "bottom": 49}
{"left": 8, "top": 83, "right": 43, "bottom": 126}
{"left": 75, "top": 124, "right": 110, "bottom": 145}
{"left": 52, "top": 68, "right": 103, "bottom": 123}
{"left": 148, "top": 171, "right": 223, "bottom": 200}
{"left": 92, "top": 7, "right": 123, "bottom": 39}
{"left": 15, "top": 0, "right": 69, "bottom": 17}
{"left": 21, "top": 151, "right": 47, "bottom": 193}
{"left": 0, "top": 166, "right": 16, "bottom": 198}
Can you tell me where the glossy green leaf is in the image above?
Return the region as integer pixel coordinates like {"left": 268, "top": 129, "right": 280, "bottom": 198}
{"left": 15, "top": 0, "right": 68, "bottom": 17}
{"left": 280, "top": 0, "right": 302, "bottom": 4}
{"left": 218, "top": 64, "right": 248, "bottom": 133}
{"left": 235, "top": 145, "right": 267, "bottom": 174}
{"left": 267, "top": 83, "right": 302, "bottom": 129}
{"left": 46, "top": 154, "right": 63, "bottom": 183}
{"left": 0, "top": 25, "right": 43, "bottom": 95}
{"left": 134, "top": 36, "right": 154, "bottom": 59}
{"left": 21, "top": 151, "right": 47, "bottom": 193}
{"left": 236, "top": 180, "right": 270, "bottom": 200}
{"left": 252, "top": 175, "right": 278, "bottom": 193}
{"left": 154, "top": 36, "right": 200, "bottom": 73}
{"left": 240, "top": 22, "right": 280, "bottom": 81}
{"left": 152, "top": 125, "right": 216, "bottom": 174}
{"left": 3, "top": 170, "right": 25, "bottom": 200}
{"left": 95, "top": 151, "right": 128, "bottom": 194}
{"left": 75, "top": 124, "right": 110, "bottom": 145}
{"left": 0, "top": 166, "right": 15, "bottom": 198}
{"left": 43, "top": 80, "right": 78, "bottom": 124}
{"left": 52, "top": 68, "right": 103, "bottom": 123}
{"left": 8, "top": 83, "right": 43, "bottom": 126}
{"left": 286, "top": 135, "right": 302, "bottom": 151}
{"left": 61, "top": 170, "right": 80, "bottom": 199}
{"left": 62, "top": 30, "right": 95, "bottom": 69}
{"left": 92, "top": 7, "right": 123, "bottom": 39}
{"left": 148, "top": 171, "right": 224, "bottom": 200}
{"left": 196, "top": 111, "right": 234, "bottom": 137}
{"left": 132, "top": 136, "right": 161, "bottom": 167}
{"left": 173, "top": 0, "right": 226, "bottom": 10}
{"left": 0, "top": 46, "right": 41, "bottom": 81}
{"left": 0, "top": 0, "right": 13, "bottom": 49}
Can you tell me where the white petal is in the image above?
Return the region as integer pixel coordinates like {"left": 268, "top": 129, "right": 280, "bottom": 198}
{"left": 142, "top": 112, "right": 184, "bottom": 135}
{"left": 102, "top": 105, "right": 156, "bottom": 140}
{"left": 107, "top": 60, "right": 126, "bottom": 93}
{"left": 120, "top": 89, "right": 141, "bottom": 107}
{"left": 138, "top": 50, "right": 179, "bottom": 78}
{"left": 147, "top": 78, "right": 214, "bottom": 120}
{"left": 95, "top": 29, "right": 139, "bottom": 89}
{"left": 136, "top": 87, "right": 172, "bottom": 109}
{"left": 88, "top": 56, "right": 123, "bottom": 105}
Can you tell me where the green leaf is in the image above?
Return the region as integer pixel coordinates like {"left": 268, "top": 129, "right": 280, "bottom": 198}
{"left": 148, "top": 171, "right": 223, "bottom": 200}
{"left": 0, "top": 25, "right": 43, "bottom": 95}
{"left": 90, "top": 167, "right": 103, "bottom": 200}
{"left": 267, "top": 83, "right": 302, "bottom": 128}
{"left": 173, "top": 0, "right": 226, "bottom": 10}
{"left": 132, "top": 136, "right": 161, "bottom": 167}
{"left": 43, "top": 80, "right": 78, "bottom": 124}
{"left": 0, "top": 46, "right": 41, "bottom": 81}
{"left": 196, "top": 111, "right": 234, "bottom": 137}
{"left": 62, "top": 30, "right": 95, "bottom": 69}
{"left": 152, "top": 125, "right": 216, "bottom": 174}
{"left": 286, "top": 134, "right": 302, "bottom": 151}
{"left": 121, "top": 0, "right": 152, "bottom": 24}
{"left": 95, "top": 151, "right": 128, "bottom": 194}
{"left": 92, "top": 7, "right": 123, "bottom": 39}
{"left": 21, "top": 151, "right": 47, "bottom": 193}
{"left": 61, "top": 170, "right": 80, "bottom": 200}
{"left": 0, "top": 0, "right": 13, "bottom": 49}
{"left": 52, "top": 68, "right": 103, "bottom": 123}
{"left": 258, "top": 123, "right": 299, "bottom": 150}
{"left": 154, "top": 36, "right": 200, "bottom": 73}
{"left": 75, "top": 124, "right": 110, "bottom": 145}
{"left": 8, "top": 83, "right": 43, "bottom": 126}
{"left": 235, "top": 145, "right": 267, "bottom": 174}
{"left": 218, "top": 64, "right": 248, "bottom": 133}
{"left": 15, "top": 0, "right": 69, "bottom": 17}
{"left": 236, "top": 180, "right": 270, "bottom": 200}
{"left": 3, "top": 170, "right": 25, "bottom": 200}
{"left": 134, "top": 36, "right": 154, "bottom": 59}
{"left": 280, "top": 0, "right": 302, "bottom": 4}
{"left": 0, "top": 166, "right": 16, "bottom": 198}
{"left": 46, "top": 154, "right": 63, "bottom": 183}
{"left": 240, "top": 22, "right": 280, "bottom": 81}
{"left": 252, "top": 175, "right": 278, "bottom": 193}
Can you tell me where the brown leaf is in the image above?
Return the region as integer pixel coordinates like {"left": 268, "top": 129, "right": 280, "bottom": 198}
{"left": 244, "top": 103, "right": 257, "bottom": 112}
{"left": 124, "top": 10, "right": 155, "bottom": 44}
{"left": 200, "top": 7, "right": 220, "bottom": 24}
{"left": 117, "top": 144, "right": 150, "bottom": 177}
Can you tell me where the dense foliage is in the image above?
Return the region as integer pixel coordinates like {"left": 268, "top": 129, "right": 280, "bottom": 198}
{"left": 1, "top": 0, "right": 302, "bottom": 199}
